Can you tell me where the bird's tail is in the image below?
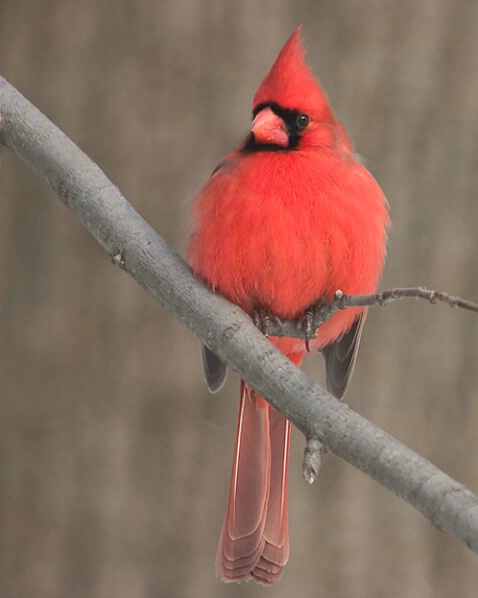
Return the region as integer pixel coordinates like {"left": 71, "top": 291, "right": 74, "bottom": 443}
{"left": 216, "top": 382, "right": 290, "bottom": 585}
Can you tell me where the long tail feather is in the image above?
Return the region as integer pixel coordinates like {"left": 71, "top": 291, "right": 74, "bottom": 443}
{"left": 216, "top": 382, "right": 290, "bottom": 585}
{"left": 254, "top": 406, "right": 290, "bottom": 584}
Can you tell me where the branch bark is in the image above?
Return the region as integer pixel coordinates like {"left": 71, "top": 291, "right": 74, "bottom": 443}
{"left": 1, "top": 75, "right": 478, "bottom": 554}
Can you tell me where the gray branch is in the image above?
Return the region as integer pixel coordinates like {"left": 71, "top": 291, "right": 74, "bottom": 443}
{"left": 1, "top": 75, "right": 477, "bottom": 554}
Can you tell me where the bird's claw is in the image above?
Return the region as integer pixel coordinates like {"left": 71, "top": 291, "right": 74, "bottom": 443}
{"left": 302, "top": 307, "right": 314, "bottom": 352}
{"left": 253, "top": 309, "right": 283, "bottom": 337}
{"left": 301, "top": 298, "right": 330, "bottom": 352}
{"left": 253, "top": 309, "right": 271, "bottom": 337}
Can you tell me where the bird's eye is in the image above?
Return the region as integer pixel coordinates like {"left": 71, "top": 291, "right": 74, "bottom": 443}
{"left": 296, "top": 114, "right": 310, "bottom": 129}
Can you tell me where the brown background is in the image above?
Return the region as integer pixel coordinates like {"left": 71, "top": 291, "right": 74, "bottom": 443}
{"left": 1, "top": 1, "right": 478, "bottom": 597}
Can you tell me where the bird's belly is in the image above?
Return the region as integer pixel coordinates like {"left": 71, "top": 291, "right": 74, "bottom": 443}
{"left": 218, "top": 227, "right": 329, "bottom": 318}
{"left": 189, "top": 152, "right": 388, "bottom": 350}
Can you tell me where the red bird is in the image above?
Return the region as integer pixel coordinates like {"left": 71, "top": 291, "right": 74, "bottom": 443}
{"left": 188, "top": 27, "right": 389, "bottom": 584}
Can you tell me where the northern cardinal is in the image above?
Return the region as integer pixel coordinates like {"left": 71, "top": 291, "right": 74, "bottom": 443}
{"left": 188, "top": 27, "right": 389, "bottom": 584}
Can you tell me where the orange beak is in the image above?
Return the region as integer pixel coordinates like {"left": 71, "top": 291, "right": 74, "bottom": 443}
{"left": 251, "top": 107, "right": 289, "bottom": 148}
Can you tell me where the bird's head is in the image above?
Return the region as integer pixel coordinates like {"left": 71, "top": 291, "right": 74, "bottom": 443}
{"left": 245, "top": 26, "right": 345, "bottom": 153}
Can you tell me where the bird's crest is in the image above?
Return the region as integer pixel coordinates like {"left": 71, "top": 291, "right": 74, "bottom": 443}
{"left": 253, "top": 26, "right": 334, "bottom": 123}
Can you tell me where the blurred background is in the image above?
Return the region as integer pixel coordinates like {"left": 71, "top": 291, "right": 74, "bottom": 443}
{"left": 1, "top": 1, "right": 478, "bottom": 597}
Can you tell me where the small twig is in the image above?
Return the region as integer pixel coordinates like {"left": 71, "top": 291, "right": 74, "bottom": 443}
{"left": 303, "top": 437, "right": 325, "bottom": 484}
{"left": 375, "top": 287, "right": 478, "bottom": 311}
{"left": 263, "top": 287, "right": 478, "bottom": 339}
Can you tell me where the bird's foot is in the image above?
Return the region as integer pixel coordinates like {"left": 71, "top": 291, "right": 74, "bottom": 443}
{"left": 300, "top": 298, "right": 329, "bottom": 352}
{"left": 301, "top": 294, "right": 343, "bottom": 352}
{"left": 253, "top": 309, "right": 282, "bottom": 337}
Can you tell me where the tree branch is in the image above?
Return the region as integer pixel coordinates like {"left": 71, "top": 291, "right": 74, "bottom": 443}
{"left": 1, "top": 75, "right": 478, "bottom": 554}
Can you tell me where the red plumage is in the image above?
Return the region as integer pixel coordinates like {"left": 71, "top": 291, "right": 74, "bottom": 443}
{"left": 188, "top": 26, "right": 389, "bottom": 584}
